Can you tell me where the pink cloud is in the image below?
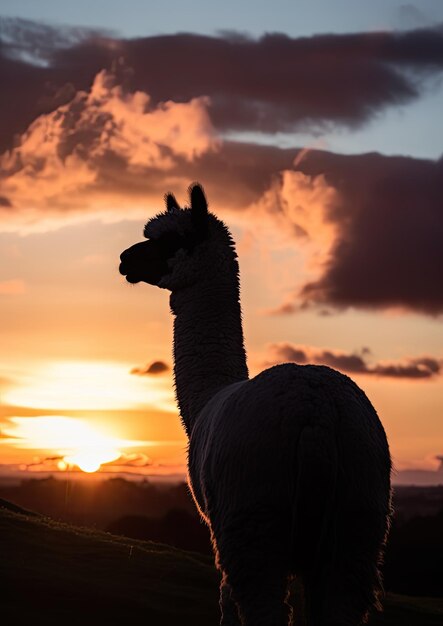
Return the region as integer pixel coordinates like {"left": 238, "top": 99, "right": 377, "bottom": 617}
{"left": 0, "top": 69, "right": 219, "bottom": 232}
{"left": 248, "top": 165, "right": 341, "bottom": 293}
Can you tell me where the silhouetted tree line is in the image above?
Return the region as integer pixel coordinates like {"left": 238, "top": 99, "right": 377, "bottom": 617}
{"left": 1, "top": 478, "right": 442, "bottom": 596}
{"left": 383, "top": 506, "right": 443, "bottom": 597}
{"left": 0, "top": 476, "right": 195, "bottom": 527}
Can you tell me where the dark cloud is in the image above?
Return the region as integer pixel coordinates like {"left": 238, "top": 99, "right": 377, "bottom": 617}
{"left": 371, "top": 359, "right": 441, "bottom": 378}
{"left": 39, "top": 26, "right": 443, "bottom": 136}
{"left": 131, "top": 361, "right": 170, "bottom": 375}
{"left": 295, "top": 150, "right": 443, "bottom": 315}
{"left": 0, "top": 196, "right": 12, "bottom": 207}
{"left": 2, "top": 20, "right": 443, "bottom": 151}
{"left": 271, "top": 344, "right": 309, "bottom": 364}
{"left": 267, "top": 343, "right": 442, "bottom": 379}
{"left": 0, "top": 16, "right": 113, "bottom": 64}
{"left": 0, "top": 18, "right": 112, "bottom": 153}
{"left": 315, "top": 350, "right": 369, "bottom": 374}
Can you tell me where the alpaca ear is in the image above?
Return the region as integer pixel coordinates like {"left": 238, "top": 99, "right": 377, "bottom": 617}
{"left": 165, "top": 193, "right": 181, "bottom": 213}
{"left": 190, "top": 183, "right": 208, "bottom": 237}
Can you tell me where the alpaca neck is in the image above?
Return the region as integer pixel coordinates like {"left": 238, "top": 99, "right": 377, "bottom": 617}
{"left": 170, "top": 260, "right": 248, "bottom": 437}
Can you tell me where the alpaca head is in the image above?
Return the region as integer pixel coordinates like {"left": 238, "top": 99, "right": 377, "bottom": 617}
{"left": 119, "top": 183, "right": 235, "bottom": 291}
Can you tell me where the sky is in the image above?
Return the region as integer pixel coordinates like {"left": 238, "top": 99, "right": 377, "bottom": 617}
{"left": 0, "top": 1, "right": 442, "bottom": 482}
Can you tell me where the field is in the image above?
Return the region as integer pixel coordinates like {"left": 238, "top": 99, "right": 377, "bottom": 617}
{"left": 1, "top": 500, "right": 443, "bottom": 625}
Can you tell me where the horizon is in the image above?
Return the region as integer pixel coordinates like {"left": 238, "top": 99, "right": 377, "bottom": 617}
{"left": 1, "top": 463, "right": 443, "bottom": 487}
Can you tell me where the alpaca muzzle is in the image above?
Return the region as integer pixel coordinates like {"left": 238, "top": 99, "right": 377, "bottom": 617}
{"left": 119, "top": 239, "right": 170, "bottom": 285}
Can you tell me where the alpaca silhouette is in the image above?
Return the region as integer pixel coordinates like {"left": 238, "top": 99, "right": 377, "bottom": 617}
{"left": 119, "top": 184, "right": 392, "bottom": 626}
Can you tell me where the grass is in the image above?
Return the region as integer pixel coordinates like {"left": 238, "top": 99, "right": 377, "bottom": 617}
{"left": 1, "top": 501, "right": 442, "bottom": 625}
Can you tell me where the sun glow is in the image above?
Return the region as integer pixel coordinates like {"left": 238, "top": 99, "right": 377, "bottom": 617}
{"left": 1, "top": 416, "right": 148, "bottom": 473}
{"left": 3, "top": 360, "right": 175, "bottom": 412}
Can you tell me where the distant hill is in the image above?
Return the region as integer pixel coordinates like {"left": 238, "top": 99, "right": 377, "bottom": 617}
{"left": 1, "top": 501, "right": 442, "bottom": 625}
{"left": 0, "top": 500, "right": 218, "bottom": 625}
{"left": 395, "top": 467, "right": 443, "bottom": 487}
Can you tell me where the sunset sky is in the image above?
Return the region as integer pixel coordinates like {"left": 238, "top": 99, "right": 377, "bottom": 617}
{"left": 0, "top": 1, "right": 442, "bottom": 481}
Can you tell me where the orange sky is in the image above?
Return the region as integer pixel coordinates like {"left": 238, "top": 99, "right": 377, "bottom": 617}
{"left": 0, "top": 210, "right": 441, "bottom": 477}
{"left": 1, "top": 20, "right": 442, "bottom": 481}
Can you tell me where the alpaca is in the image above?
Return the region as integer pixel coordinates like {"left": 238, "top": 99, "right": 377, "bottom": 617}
{"left": 119, "top": 184, "right": 392, "bottom": 626}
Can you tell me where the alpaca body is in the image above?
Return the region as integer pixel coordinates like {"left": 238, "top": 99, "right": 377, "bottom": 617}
{"left": 188, "top": 364, "right": 391, "bottom": 625}
{"left": 189, "top": 362, "right": 390, "bottom": 549}
{"left": 119, "top": 184, "right": 392, "bottom": 626}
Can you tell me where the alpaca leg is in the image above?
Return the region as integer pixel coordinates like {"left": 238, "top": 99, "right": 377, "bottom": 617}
{"left": 215, "top": 516, "right": 293, "bottom": 626}
{"left": 220, "top": 576, "right": 241, "bottom": 625}
{"left": 231, "top": 566, "right": 292, "bottom": 626}
{"left": 304, "top": 508, "right": 388, "bottom": 626}
{"left": 305, "top": 569, "right": 379, "bottom": 626}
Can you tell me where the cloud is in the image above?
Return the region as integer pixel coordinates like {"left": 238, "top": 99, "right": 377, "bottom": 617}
{"left": 260, "top": 150, "right": 443, "bottom": 316}
{"left": 252, "top": 167, "right": 340, "bottom": 270}
{"left": 0, "top": 16, "right": 114, "bottom": 65}
{"left": 105, "top": 452, "right": 152, "bottom": 468}
{"left": 0, "top": 20, "right": 441, "bottom": 317}
{"left": 0, "top": 68, "right": 218, "bottom": 230}
{"left": 131, "top": 361, "right": 170, "bottom": 376}
{"left": 0, "top": 17, "right": 115, "bottom": 156}
{"left": 1, "top": 19, "right": 443, "bottom": 154}
{"left": 0, "top": 126, "right": 300, "bottom": 232}
{"left": 0, "top": 196, "right": 12, "bottom": 208}
{"left": 371, "top": 359, "right": 441, "bottom": 378}
{"left": 11, "top": 451, "right": 152, "bottom": 473}
{"left": 298, "top": 151, "right": 443, "bottom": 315}
{"left": 266, "top": 342, "right": 442, "bottom": 379}
{"left": 2, "top": 114, "right": 441, "bottom": 320}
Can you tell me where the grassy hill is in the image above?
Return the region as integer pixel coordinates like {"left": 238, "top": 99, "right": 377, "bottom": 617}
{"left": 1, "top": 501, "right": 442, "bottom": 626}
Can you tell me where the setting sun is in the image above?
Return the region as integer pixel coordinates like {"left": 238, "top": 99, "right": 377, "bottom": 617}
{"left": 1, "top": 416, "right": 148, "bottom": 473}
{"left": 63, "top": 450, "right": 120, "bottom": 473}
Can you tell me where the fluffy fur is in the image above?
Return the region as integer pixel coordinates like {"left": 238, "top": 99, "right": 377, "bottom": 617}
{"left": 119, "top": 184, "right": 392, "bottom": 626}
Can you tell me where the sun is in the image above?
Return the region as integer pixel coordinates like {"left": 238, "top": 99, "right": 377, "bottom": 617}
{"left": 1, "top": 416, "right": 146, "bottom": 473}
{"left": 64, "top": 449, "right": 121, "bottom": 473}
